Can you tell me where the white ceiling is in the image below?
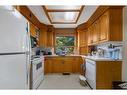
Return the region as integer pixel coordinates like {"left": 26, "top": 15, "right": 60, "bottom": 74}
{"left": 28, "top": 6, "right": 98, "bottom": 28}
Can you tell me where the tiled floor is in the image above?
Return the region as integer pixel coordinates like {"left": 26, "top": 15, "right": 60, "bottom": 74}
{"left": 38, "top": 74, "right": 90, "bottom": 89}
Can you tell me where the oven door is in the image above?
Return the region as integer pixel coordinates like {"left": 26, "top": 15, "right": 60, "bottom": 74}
{"left": 32, "top": 61, "right": 43, "bottom": 87}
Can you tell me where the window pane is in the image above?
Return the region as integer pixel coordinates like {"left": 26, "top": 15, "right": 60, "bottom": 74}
{"left": 56, "top": 36, "right": 74, "bottom": 46}
{"left": 55, "top": 47, "right": 74, "bottom": 55}
{"left": 55, "top": 36, "right": 75, "bottom": 55}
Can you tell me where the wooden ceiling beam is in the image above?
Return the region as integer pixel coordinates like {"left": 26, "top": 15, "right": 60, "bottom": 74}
{"left": 43, "top": 5, "right": 85, "bottom": 24}
{"left": 42, "top": 6, "right": 52, "bottom": 24}
{"left": 52, "top": 22, "right": 76, "bottom": 24}
{"left": 76, "top": 6, "right": 85, "bottom": 23}
{"left": 47, "top": 9, "right": 80, "bottom": 12}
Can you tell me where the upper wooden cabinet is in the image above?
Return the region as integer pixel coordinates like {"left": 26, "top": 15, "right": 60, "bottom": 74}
{"left": 93, "top": 20, "right": 99, "bottom": 44}
{"left": 39, "top": 26, "right": 48, "bottom": 47}
{"left": 99, "top": 11, "right": 109, "bottom": 42}
{"left": 47, "top": 26, "right": 55, "bottom": 47}
{"left": 30, "top": 23, "right": 36, "bottom": 37}
{"left": 39, "top": 25, "right": 54, "bottom": 47}
{"left": 77, "top": 29, "right": 87, "bottom": 47}
{"left": 87, "top": 7, "right": 123, "bottom": 46}
{"left": 88, "top": 20, "right": 100, "bottom": 45}
{"left": 77, "top": 28, "right": 88, "bottom": 55}
{"left": 87, "top": 28, "right": 91, "bottom": 45}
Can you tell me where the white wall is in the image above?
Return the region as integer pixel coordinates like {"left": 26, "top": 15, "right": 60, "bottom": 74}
{"left": 122, "top": 7, "right": 127, "bottom": 81}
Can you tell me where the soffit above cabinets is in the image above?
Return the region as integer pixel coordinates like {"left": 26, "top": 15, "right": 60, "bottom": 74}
{"left": 28, "top": 6, "right": 98, "bottom": 28}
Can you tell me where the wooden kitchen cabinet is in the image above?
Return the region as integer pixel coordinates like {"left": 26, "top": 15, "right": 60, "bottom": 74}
{"left": 99, "top": 11, "right": 109, "bottom": 42}
{"left": 86, "top": 59, "right": 122, "bottom": 89}
{"left": 77, "top": 28, "right": 88, "bottom": 55}
{"left": 99, "top": 8, "right": 123, "bottom": 42}
{"left": 88, "top": 20, "right": 99, "bottom": 45}
{"left": 72, "top": 57, "right": 83, "bottom": 74}
{"left": 63, "top": 59, "right": 73, "bottom": 73}
{"left": 92, "top": 20, "right": 99, "bottom": 44}
{"left": 87, "top": 7, "right": 123, "bottom": 46}
{"left": 52, "top": 58, "right": 63, "bottom": 73}
{"left": 44, "top": 57, "right": 53, "bottom": 74}
{"left": 96, "top": 61, "right": 122, "bottom": 89}
{"left": 46, "top": 25, "right": 55, "bottom": 47}
{"left": 47, "top": 31, "right": 54, "bottom": 47}
{"left": 30, "top": 23, "right": 36, "bottom": 37}
{"left": 77, "top": 29, "right": 87, "bottom": 47}
{"left": 87, "top": 26, "right": 92, "bottom": 45}
{"left": 39, "top": 27, "right": 48, "bottom": 47}
{"left": 44, "top": 56, "right": 83, "bottom": 74}
{"left": 39, "top": 25, "right": 54, "bottom": 47}
{"left": 79, "top": 46, "right": 88, "bottom": 55}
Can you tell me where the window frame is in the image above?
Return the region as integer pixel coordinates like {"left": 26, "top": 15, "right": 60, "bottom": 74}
{"left": 54, "top": 35, "right": 76, "bottom": 54}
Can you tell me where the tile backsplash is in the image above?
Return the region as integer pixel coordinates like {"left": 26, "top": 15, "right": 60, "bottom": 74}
{"left": 96, "top": 41, "right": 123, "bottom": 59}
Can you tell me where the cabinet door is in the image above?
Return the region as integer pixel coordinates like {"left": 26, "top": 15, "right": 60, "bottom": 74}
{"left": 78, "top": 30, "right": 87, "bottom": 47}
{"left": 39, "top": 28, "right": 47, "bottom": 47}
{"left": 99, "top": 12, "right": 109, "bottom": 41}
{"left": 111, "top": 62, "right": 122, "bottom": 81}
{"left": 52, "top": 59, "right": 63, "bottom": 73}
{"left": 30, "top": 23, "right": 36, "bottom": 37}
{"left": 44, "top": 58, "right": 53, "bottom": 74}
{"left": 72, "top": 57, "right": 83, "bottom": 74}
{"left": 87, "top": 27, "right": 92, "bottom": 45}
{"left": 63, "top": 60, "right": 73, "bottom": 73}
{"left": 83, "top": 30, "right": 87, "bottom": 46}
{"left": 92, "top": 20, "right": 99, "bottom": 44}
{"left": 79, "top": 46, "right": 88, "bottom": 55}
{"left": 47, "top": 31, "right": 54, "bottom": 47}
{"left": 78, "top": 30, "right": 82, "bottom": 46}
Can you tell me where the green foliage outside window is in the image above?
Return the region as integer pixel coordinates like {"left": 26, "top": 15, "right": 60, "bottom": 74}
{"left": 55, "top": 36, "right": 75, "bottom": 55}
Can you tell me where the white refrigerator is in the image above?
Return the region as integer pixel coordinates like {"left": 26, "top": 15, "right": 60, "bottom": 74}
{"left": 0, "top": 6, "right": 31, "bottom": 89}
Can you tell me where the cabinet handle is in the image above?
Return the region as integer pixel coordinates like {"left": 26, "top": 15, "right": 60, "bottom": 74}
{"left": 62, "top": 61, "right": 64, "bottom": 64}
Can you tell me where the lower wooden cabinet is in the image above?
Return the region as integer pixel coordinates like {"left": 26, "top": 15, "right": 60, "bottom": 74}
{"left": 44, "top": 56, "right": 83, "bottom": 74}
{"left": 85, "top": 59, "right": 122, "bottom": 89}
{"left": 52, "top": 58, "right": 63, "bottom": 73}
{"left": 44, "top": 58, "right": 53, "bottom": 74}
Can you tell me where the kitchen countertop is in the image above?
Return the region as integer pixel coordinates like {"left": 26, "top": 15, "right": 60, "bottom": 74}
{"left": 44, "top": 54, "right": 122, "bottom": 61}
{"left": 82, "top": 56, "right": 122, "bottom": 61}
{"left": 44, "top": 54, "right": 82, "bottom": 57}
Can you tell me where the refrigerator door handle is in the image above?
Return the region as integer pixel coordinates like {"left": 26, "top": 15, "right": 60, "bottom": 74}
{"left": 26, "top": 52, "right": 29, "bottom": 85}
{"left": 25, "top": 22, "right": 31, "bottom": 89}
{"left": 25, "top": 51, "right": 31, "bottom": 88}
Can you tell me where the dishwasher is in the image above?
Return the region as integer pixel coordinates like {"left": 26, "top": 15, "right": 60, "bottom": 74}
{"left": 85, "top": 59, "right": 96, "bottom": 89}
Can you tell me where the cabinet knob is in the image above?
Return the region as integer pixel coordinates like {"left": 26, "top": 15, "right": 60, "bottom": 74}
{"left": 62, "top": 61, "right": 64, "bottom": 64}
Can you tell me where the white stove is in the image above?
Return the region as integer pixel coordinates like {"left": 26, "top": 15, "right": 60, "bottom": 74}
{"left": 31, "top": 56, "right": 44, "bottom": 89}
